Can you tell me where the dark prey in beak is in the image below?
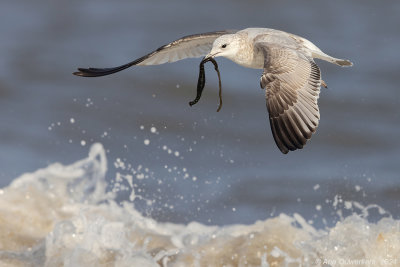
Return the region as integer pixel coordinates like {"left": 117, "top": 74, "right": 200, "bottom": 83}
{"left": 189, "top": 57, "right": 223, "bottom": 112}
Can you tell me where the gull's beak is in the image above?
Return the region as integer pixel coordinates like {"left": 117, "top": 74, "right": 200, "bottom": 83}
{"left": 204, "top": 52, "right": 219, "bottom": 60}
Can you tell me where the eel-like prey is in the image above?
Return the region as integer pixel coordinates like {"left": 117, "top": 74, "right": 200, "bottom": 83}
{"left": 189, "top": 57, "right": 223, "bottom": 112}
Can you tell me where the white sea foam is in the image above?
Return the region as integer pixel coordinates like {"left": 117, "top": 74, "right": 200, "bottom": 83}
{"left": 0, "top": 144, "right": 399, "bottom": 266}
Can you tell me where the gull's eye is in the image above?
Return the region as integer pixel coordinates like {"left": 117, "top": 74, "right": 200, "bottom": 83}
{"left": 221, "top": 44, "right": 227, "bottom": 48}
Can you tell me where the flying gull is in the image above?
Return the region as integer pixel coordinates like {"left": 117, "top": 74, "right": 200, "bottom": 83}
{"left": 74, "top": 28, "right": 353, "bottom": 154}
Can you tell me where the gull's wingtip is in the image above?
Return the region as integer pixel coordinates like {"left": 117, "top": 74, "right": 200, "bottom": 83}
{"left": 73, "top": 69, "right": 86, "bottom": 76}
{"left": 280, "top": 149, "right": 289, "bottom": 154}
{"left": 72, "top": 64, "right": 133, "bottom": 77}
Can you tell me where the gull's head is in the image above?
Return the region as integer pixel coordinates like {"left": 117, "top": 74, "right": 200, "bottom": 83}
{"left": 205, "top": 34, "right": 240, "bottom": 61}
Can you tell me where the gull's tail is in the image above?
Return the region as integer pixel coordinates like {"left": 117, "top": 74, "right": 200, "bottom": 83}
{"left": 73, "top": 62, "right": 135, "bottom": 77}
{"left": 333, "top": 58, "right": 353, "bottom": 67}
{"left": 312, "top": 51, "right": 353, "bottom": 67}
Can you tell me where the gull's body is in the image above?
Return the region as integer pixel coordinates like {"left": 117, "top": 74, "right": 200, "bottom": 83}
{"left": 74, "top": 28, "right": 352, "bottom": 154}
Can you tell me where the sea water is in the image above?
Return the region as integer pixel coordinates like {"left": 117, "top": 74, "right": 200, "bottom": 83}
{"left": 1, "top": 1, "right": 400, "bottom": 266}
{"left": 0, "top": 144, "right": 398, "bottom": 267}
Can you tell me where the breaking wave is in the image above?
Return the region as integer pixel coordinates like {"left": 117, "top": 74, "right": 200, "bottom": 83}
{"left": 0, "top": 144, "right": 399, "bottom": 267}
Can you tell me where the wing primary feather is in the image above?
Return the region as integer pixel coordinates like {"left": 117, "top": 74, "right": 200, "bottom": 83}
{"left": 269, "top": 117, "right": 289, "bottom": 154}
{"left": 286, "top": 110, "right": 307, "bottom": 144}
{"left": 73, "top": 62, "right": 137, "bottom": 77}
{"left": 289, "top": 108, "right": 313, "bottom": 139}
{"left": 281, "top": 113, "right": 304, "bottom": 148}
{"left": 293, "top": 104, "right": 318, "bottom": 131}
{"left": 296, "top": 97, "right": 319, "bottom": 125}
{"left": 275, "top": 117, "right": 297, "bottom": 151}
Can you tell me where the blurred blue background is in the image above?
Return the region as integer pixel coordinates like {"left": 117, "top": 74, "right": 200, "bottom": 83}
{"left": 1, "top": 0, "right": 399, "bottom": 226}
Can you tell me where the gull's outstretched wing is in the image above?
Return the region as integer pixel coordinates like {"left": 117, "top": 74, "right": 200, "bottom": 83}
{"left": 257, "top": 42, "right": 321, "bottom": 154}
{"left": 74, "top": 30, "right": 235, "bottom": 77}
